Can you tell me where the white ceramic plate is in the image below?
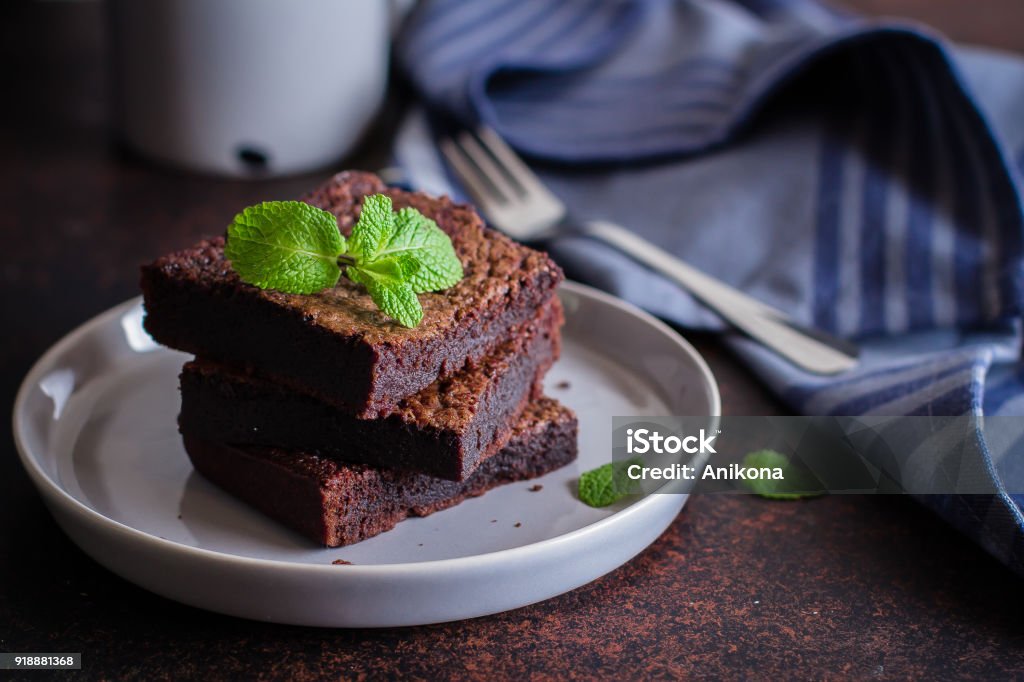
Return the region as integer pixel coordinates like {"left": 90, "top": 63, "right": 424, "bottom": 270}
{"left": 13, "top": 282, "right": 719, "bottom": 627}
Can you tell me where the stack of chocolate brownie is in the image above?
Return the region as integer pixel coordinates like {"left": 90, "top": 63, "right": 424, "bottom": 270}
{"left": 140, "top": 171, "right": 578, "bottom": 547}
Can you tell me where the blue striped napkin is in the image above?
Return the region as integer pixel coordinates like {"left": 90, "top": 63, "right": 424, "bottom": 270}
{"left": 394, "top": 0, "right": 1024, "bottom": 573}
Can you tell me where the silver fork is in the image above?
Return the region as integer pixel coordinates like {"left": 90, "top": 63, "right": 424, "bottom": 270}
{"left": 440, "top": 126, "right": 859, "bottom": 375}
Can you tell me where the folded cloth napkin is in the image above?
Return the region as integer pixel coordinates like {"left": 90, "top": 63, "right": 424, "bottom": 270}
{"left": 394, "top": 0, "right": 1024, "bottom": 573}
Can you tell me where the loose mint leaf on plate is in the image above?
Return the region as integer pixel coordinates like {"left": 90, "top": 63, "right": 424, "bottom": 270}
{"left": 741, "top": 449, "right": 824, "bottom": 500}
{"left": 225, "top": 201, "right": 345, "bottom": 295}
{"left": 378, "top": 207, "right": 464, "bottom": 293}
{"left": 578, "top": 460, "right": 642, "bottom": 508}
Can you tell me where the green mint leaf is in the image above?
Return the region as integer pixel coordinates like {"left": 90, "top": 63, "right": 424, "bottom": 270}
{"left": 223, "top": 193, "right": 465, "bottom": 328}
{"left": 741, "top": 449, "right": 824, "bottom": 500}
{"left": 578, "top": 460, "right": 642, "bottom": 508}
{"left": 376, "top": 207, "right": 464, "bottom": 293}
{"left": 347, "top": 259, "right": 423, "bottom": 328}
{"left": 343, "top": 195, "right": 462, "bottom": 325}
{"left": 373, "top": 282, "right": 422, "bottom": 328}
{"left": 225, "top": 201, "right": 345, "bottom": 295}
{"left": 348, "top": 194, "right": 396, "bottom": 261}
{"left": 347, "top": 254, "right": 421, "bottom": 287}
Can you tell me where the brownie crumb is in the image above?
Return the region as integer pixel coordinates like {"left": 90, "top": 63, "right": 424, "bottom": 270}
{"left": 177, "top": 514, "right": 182, "bottom": 519}
{"left": 331, "top": 559, "right": 352, "bottom": 565}
{"left": 555, "top": 381, "right": 571, "bottom": 389}
{"left": 491, "top": 519, "right": 497, "bottom": 523}
{"left": 528, "top": 484, "right": 543, "bottom": 492}
{"left": 514, "top": 522, "right": 522, "bottom": 528}
{"left": 418, "top": 543, "right": 424, "bottom": 547}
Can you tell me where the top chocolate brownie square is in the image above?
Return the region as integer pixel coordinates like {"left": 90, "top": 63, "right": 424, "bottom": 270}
{"left": 140, "top": 171, "right": 563, "bottom": 417}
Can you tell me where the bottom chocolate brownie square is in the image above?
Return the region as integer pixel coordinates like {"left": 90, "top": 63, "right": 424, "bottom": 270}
{"left": 181, "top": 398, "right": 578, "bottom": 547}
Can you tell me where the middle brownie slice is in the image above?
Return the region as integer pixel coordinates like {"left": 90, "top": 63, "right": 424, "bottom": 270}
{"left": 178, "top": 297, "right": 563, "bottom": 482}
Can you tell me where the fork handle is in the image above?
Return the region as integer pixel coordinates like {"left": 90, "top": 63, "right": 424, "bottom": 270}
{"left": 578, "top": 220, "right": 859, "bottom": 375}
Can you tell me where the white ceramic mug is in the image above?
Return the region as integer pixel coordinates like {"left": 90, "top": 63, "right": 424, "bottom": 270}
{"left": 108, "top": 0, "right": 391, "bottom": 178}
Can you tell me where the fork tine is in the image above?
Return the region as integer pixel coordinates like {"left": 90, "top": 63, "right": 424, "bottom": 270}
{"left": 475, "top": 126, "right": 554, "bottom": 198}
{"left": 440, "top": 137, "right": 507, "bottom": 207}
{"left": 442, "top": 128, "right": 566, "bottom": 238}
{"left": 453, "top": 131, "right": 523, "bottom": 203}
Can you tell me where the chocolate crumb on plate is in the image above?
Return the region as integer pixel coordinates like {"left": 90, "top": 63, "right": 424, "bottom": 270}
{"left": 529, "top": 484, "right": 543, "bottom": 492}
{"left": 332, "top": 559, "right": 352, "bottom": 565}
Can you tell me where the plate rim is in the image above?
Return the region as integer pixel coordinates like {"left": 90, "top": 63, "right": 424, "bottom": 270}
{"left": 13, "top": 281, "right": 720, "bottom": 578}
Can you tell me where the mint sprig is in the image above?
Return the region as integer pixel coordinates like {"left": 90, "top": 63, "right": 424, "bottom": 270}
{"left": 224, "top": 195, "right": 463, "bottom": 328}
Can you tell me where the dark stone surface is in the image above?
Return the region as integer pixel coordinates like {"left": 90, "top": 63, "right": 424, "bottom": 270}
{"left": 2, "top": 1, "right": 1024, "bottom": 679}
